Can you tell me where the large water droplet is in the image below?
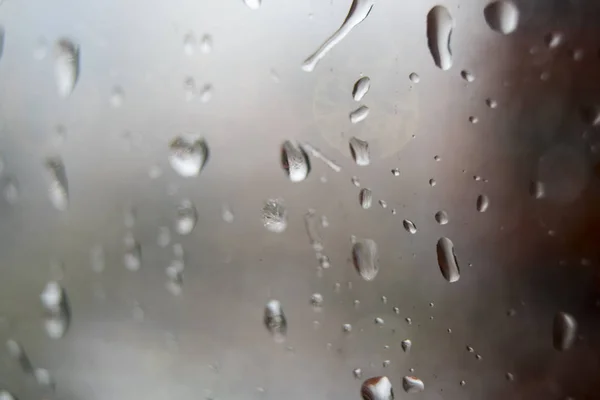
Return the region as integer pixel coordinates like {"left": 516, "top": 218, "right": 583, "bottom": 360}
{"left": 243, "top": 0, "right": 261, "bottom": 10}
{"left": 349, "top": 105, "right": 370, "bottom": 124}
{"left": 361, "top": 376, "right": 393, "bottom": 400}
{"left": 302, "top": 0, "right": 375, "bottom": 72}
{"left": 262, "top": 199, "right": 287, "bottom": 233}
{"left": 476, "top": 194, "right": 489, "bottom": 212}
{"left": 553, "top": 312, "right": 577, "bottom": 351}
{"left": 352, "top": 76, "right": 371, "bottom": 102}
{"left": 437, "top": 237, "right": 460, "bottom": 282}
{"left": 352, "top": 238, "right": 379, "bottom": 281}
{"left": 359, "top": 188, "right": 373, "bottom": 209}
{"left": 403, "top": 219, "right": 417, "bottom": 234}
{"left": 427, "top": 6, "right": 453, "bottom": 71}
{"left": 45, "top": 157, "right": 69, "bottom": 211}
{"left": 175, "top": 199, "right": 197, "bottom": 235}
{"left": 281, "top": 141, "right": 310, "bottom": 182}
{"left": 349, "top": 137, "right": 370, "bottom": 166}
{"left": 54, "top": 39, "right": 79, "bottom": 97}
{"left": 264, "top": 300, "right": 287, "bottom": 342}
{"left": 402, "top": 376, "right": 424, "bottom": 393}
{"left": 484, "top": 1, "right": 519, "bottom": 35}
{"left": 168, "top": 136, "right": 208, "bottom": 177}
{"left": 435, "top": 210, "right": 449, "bottom": 225}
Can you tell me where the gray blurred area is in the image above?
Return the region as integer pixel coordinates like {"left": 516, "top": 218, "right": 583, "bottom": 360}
{"left": 0, "top": 0, "right": 599, "bottom": 399}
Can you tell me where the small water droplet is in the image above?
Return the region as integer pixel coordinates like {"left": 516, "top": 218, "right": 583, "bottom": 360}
{"left": 460, "top": 380, "right": 466, "bottom": 386}
{"left": 434, "top": 155, "right": 441, "bottom": 161}
{"left": 476, "top": 194, "right": 489, "bottom": 212}
{"left": 352, "top": 76, "right": 371, "bottom": 101}
{"left": 382, "top": 360, "right": 391, "bottom": 368}
{"left": 349, "top": 105, "right": 370, "bottom": 124}
{"left": 200, "top": 34, "right": 213, "bottom": 54}
{"left": 54, "top": 39, "right": 79, "bottom": 97}
{"left": 45, "top": 157, "right": 69, "bottom": 211}
{"left": 168, "top": 136, "right": 208, "bottom": 177}
{"left": 90, "top": 244, "right": 105, "bottom": 273}
{"left": 352, "top": 238, "right": 379, "bottom": 281}
{"left": 2, "top": 177, "right": 19, "bottom": 204}
{"left": 484, "top": 1, "right": 519, "bottom": 35}
{"left": 343, "top": 323, "right": 352, "bottom": 333}
{"left": 281, "top": 141, "right": 310, "bottom": 182}
{"left": 123, "top": 237, "right": 142, "bottom": 271}
{"left": 361, "top": 376, "right": 393, "bottom": 400}
{"left": 572, "top": 48, "right": 584, "bottom": 61}
{"left": 262, "top": 199, "right": 287, "bottom": 233}
{"left": 175, "top": 199, "right": 197, "bottom": 235}
{"left": 461, "top": 70, "right": 475, "bottom": 82}
{"left": 349, "top": 137, "right": 370, "bottom": 166}
{"left": 402, "top": 376, "right": 424, "bottom": 393}
{"left": 353, "top": 368, "right": 363, "bottom": 379}
{"left": 437, "top": 237, "right": 460, "bottom": 282}
{"left": 34, "top": 367, "right": 54, "bottom": 388}
{"left": 530, "top": 180, "right": 545, "bottom": 199}
{"left": 553, "top": 311, "right": 577, "bottom": 351}
{"left": 183, "top": 32, "right": 196, "bottom": 55}
{"left": 157, "top": 226, "right": 171, "bottom": 247}
{"left": 310, "top": 293, "right": 323, "bottom": 309}
{"left": 409, "top": 72, "right": 420, "bottom": 83}
{"left": 359, "top": 188, "right": 373, "bottom": 209}
{"left": 222, "top": 204, "right": 235, "bottom": 223}
{"left": 545, "top": 31, "right": 564, "bottom": 49}
{"left": 40, "top": 282, "right": 70, "bottom": 339}
{"left": 352, "top": 176, "right": 361, "bottom": 187}
{"left": 199, "top": 84, "right": 213, "bottom": 103}
{"left": 469, "top": 116, "right": 479, "bottom": 124}
{"left": 378, "top": 200, "right": 387, "bottom": 208}
{"left": 427, "top": 6, "right": 454, "bottom": 71}
{"left": 405, "top": 317, "right": 412, "bottom": 325}
{"left": 475, "top": 353, "right": 482, "bottom": 360}
{"left": 486, "top": 98, "right": 498, "bottom": 108}
{"left": 40, "top": 281, "right": 64, "bottom": 314}
{"left": 401, "top": 339, "right": 412, "bottom": 352}
{"left": 435, "top": 210, "right": 449, "bottom": 225}
{"left": 391, "top": 168, "right": 400, "bottom": 176}
{"left": 243, "top": 0, "right": 261, "bottom": 10}
{"left": 466, "top": 345, "right": 474, "bottom": 352}
{"left": 264, "top": 300, "right": 287, "bottom": 342}
{"left": 393, "top": 307, "right": 400, "bottom": 314}
{"left": 109, "top": 86, "right": 125, "bottom": 108}
{"left": 506, "top": 372, "right": 515, "bottom": 381}
{"left": 402, "top": 219, "right": 417, "bottom": 234}
{"left": 429, "top": 178, "right": 437, "bottom": 187}
{"left": 374, "top": 317, "right": 384, "bottom": 325}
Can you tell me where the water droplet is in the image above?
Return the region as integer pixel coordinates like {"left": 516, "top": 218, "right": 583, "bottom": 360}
{"left": 572, "top": 48, "right": 584, "bottom": 61}
{"left": 359, "top": 188, "right": 373, "bottom": 209}
{"left": 393, "top": 307, "right": 400, "bottom": 314}
{"left": 466, "top": 345, "right": 474, "bottom": 352}
{"left": 281, "top": 141, "right": 310, "bottom": 182}
{"left": 34, "top": 368, "right": 54, "bottom": 388}
{"left": 353, "top": 368, "right": 363, "bottom": 379}
{"left": 351, "top": 176, "right": 361, "bottom": 187}
{"left": 349, "top": 105, "right": 370, "bottom": 124}
{"left": 109, "top": 86, "right": 125, "bottom": 107}
{"left": 222, "top": 204, "right": 235, "bottom": 223}
{"left": 310, "top": 293, "right": 323, "bottom": 309}
{"left": 553, "top": 311, "right": 577, "bottom": 351}
{"left": 2, "top": 177, "right": 19, "bottom": 205}
{"left": 434, "top": 155, "right": 441, "bottom": 161}
{"left": 374, "top": 317, "right": 384, "bottom": 325}
{"left": 352, "top": 76, "right": 371, "bottom": 102}
{"left": 401, "top": 339, "right": 412, "bottom": 352}
{"left": 391, "top": 168, "right": 400, "bottom": 176}
{"left": 459, "top": 380, "right": 466, "bottom": 386}
{"left": 199, "top": 84, "right": 213, "bottom": 103}
{"left": 90, "top": 244, "right": 105, "bottom": 273}
{"left": 343, "top": 323, "right": 352, "bottom": 333}
{"left": 352, "top": 238, "right": 379, "bottom": 281}
{"left": 409, "top": 72, "right": 420, "bottom": 83}
{"left": 405, "top": 317, "right": 412, "bottom": 325}
{"left": 402, "top": 219, "right": 417, "bottom": 234}
{"left": 40, "top": 282, "right": 70, "bottom": 339}
{"left": 0, "top": 391, "right": 15, "bottom": 400}
{"left": 175, "top": 199, "right": 197, "bottom": 235}
{"left": 40, "top": 281, "right": 64, "bottom": 314}
{"left": 264, "top": 300, "right": 287, "bottom": 342}
{"left": 545, "top": 31, "right": 564, "bottom": 49}
{"left": 378, "top": 200, "right": 387, "bottom": 209}
{"left": 382, "top": 360, "right": 391, "bottom": 368}
{"left": 349, "top": 137, "right": 370, "bottom": 166}
{"left": 243, "top": 0, "right": 261, "bottom": 10}
{"left": 302, "top": 0, "right": 375, "bottom": 72}
{"left": 123, "top": 237, "right": 142, "bottom": 271}
{"left": 183, "top": 32, "right": 196, "bottom": 55}
{"left": 486, "top": 98, "right": 498, "bottom": 108}
{"left": 437, "top": 237, "right": 460, "bottom": 282}
{"left": 476, "top": 194, "right": 489, "bottom": 212}
{"left": 6, "top": 339, "right": 33, "bottom": 373}
{"left": 429, "top": 178, "right": 437, "bottom": 187}
{"left": 54, "top": 39, "right": 79, "bottom": 97}
{"left": 299, "top": 142, "right": 342, "bottom": 172}
{"left": 304, "top": 209, "right": 324, "bottom": 251}
{"left": 361, "top": 376, "right": 393, "bottom": 400}
{"left": 168, "top": 136, "right": 208, "bottom": 177}
{"left": 434, "top": 210, "right": 449, "bottom": 225}
{"left": 484, "top": 1, "right": 519, "bottom": 35}
{"left": 469, "top": 116, "right": 479, "bottom": 124}
{"left": 530, "top": 180, "right": 545, "bottom": 199}
{"left": 262, "top": 199, "right": 287, "bottom": 233}
{"left": 505, "top": 372, "right": 515, "bottom": 381}
{"left": 45, "top": 157, "right": 69, "bottom": 211}
{"left": 461, "top": 70, "right": 475, "bottom": 82}
{"left": 475, "top": 353, "right": 482, "bottom": 360}
{"left": 427, "top": 6, "right": 454, "bottom": 71}
{"left": 402, "top": 376, "right": 424, "bottom": 393}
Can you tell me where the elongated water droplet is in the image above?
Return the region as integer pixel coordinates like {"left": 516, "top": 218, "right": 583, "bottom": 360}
{"left": 264, "top": 300, "right": 286, "bottom": 342}
{"left": 403, "top": 219, "right": 417, "bottom": 234}
{"left": 553, "top": 312, "right": 577, "bottom": 351}
{"left": 281, "top": 141, "right": 310, "bottom": 182}
{"left": 435, "top": 210, "right": 449, "bottom": 225}
{"left": 427, "top": 6, "right": 453, "bottom": 71}
{"left": 200, "top": 34, "right": 213, "bottom": 54}
{"left": 175, "top": 199, "right": 197, "bottom": 235}
{"left": 545, "top": 31, "right": 564, "bottom": 49}
{"left": 304, "top": 209, "right": 323, "bottom": 251}
{"left": 243, "top": 0, "right": 261, "bottom": 10}
{"left": 300, "top": 142, "right": 342, "bottom": 172}
{"left": 350, "top": 105, "right": 370, "bottom": 124}
{"left": 401, "top": 339, "right": 412, "bottom": 352}
{"left": 45, "top": 157, "right": 68, "bottom": 211}
{"left": 361, "top": 376, "right": 394, "bottom": 400}
{"left": 54, "top": 39, "right": 79, "bottom": 97}
{"left": 352, "top": 76, "right": 371, "bottom": 101}
{"left": 476, "top": 194, "right": 489, "bottom": 212}
{"left": 349, "top": 137, "right": 370, "bottom": 166}
{"left": 402, "top": 376, "right": 424, "bottom": 393}
{"left": 168, "top": 136, "right": 208, "bottom": 177}
{"left": 352, "top": 238, "right": 379, "bottom": 281}
{"left": 6, "top": 339, "right": 33, "bottom": 373}
{"left": 183, "top": 32, "right": 196, "bottom": 55}
{"left": 302, "top": 0, "right": 375, "bottom": 72}
{"left": 40, "top": 282, "right": 70, "bottom": 339}
{"left": 530, "top": 180, "right": 545, "bottom": 199}
{"left": 484, "top": 1, "right": 519, "bottom": 35}
{"left": 359, "top": 188, "right": 372, "bottom": 209}
{"left": 262, "top": 199, "right": 287, "bottom": 233}
{"left": 437, "top": 237, "right": 460, "bottom": 282}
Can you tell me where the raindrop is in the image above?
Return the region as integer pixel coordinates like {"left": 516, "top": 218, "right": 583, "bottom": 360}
{"left": 168, "top": 136, "right": 208, "bottom": 177}
{"left": 352, "top": 238, "right": 379, "bottom": 281}
{"left": 382, "top": 360, "right": 391, "bottom": 368}
{"left": 222, "top": 204, "right": 235, "bottom": 223}
{"left": 484, "top": 1, "right": 519, "bottom": 35}
{"left": 175, "top": 199, "right": 197, "bottom": 235}
{"left": 506, "top": 372, "right": 515, "bottom": 381}
{"left": 109, "top": 86, "right": 125, "bottom": 108}
{"left": 469, "top": 116, "right": 479, "bottom": 124}
{"left": 461, "top": 70, "right": 475, "bottom": 82}
{"left": 34, "top": 368, "right": 54, "bottom": 388}
{"left": 353, "top": 368, "right": 363, "bottom": 379}
{"left": 402, "top": 376, "right": 424, "bottom": 393}
{"left": 262, "top": 199, "right": 287, "bottom": 233}
{"left": 302, "top": 0, "right": 375, "bottom": 72}
{"left": 54, "top": 39, "right": 79, "bottom": 97}
{"left": 349, "top": 137, "right": 370, "bottom": 166}
{"left": 352, "top": 76, "right": 371, "bottom": 102}
{"left": 530, "top": 180, "right": 545, "bottom": 199}
{"left": 466, "top": 345, "right": 474, "bottom": 352}
{"left": 572, "top": 48, "right": 584, "bottom": 61}
{"left": 40, "top": 281, "right": 64, "bottom": 314}
{"left": 199, "top": 84, "right": 213, "bottom": 103}
{"left": 123, "top": 238, "right": 142, "bottom": 271}
{"left": 183, "top": 32, "right": 196, "bottom": 55}
{"left": 429, "top": 178, "right": 436, "bottom": 187}
{"left": 374, "top": 317, "right": 384, "bottom": 325}
{"left": 434, "top": 155, "right": 441, "bottom": 161}
{"left": 40, "top": 282, "right": 70, "bottom": 339}
{"left": 310, "top": 293, "right": 323, "bottom": 308}
{"left": 486, "top": 98, "right": 498, "bottom": 108}
{"left": 476, "top": 194, "right": 489, "bottom": 212}
{"left": 299, "top": 142, "right": 342, "bottom": 172}
{"left": 405, "top": 317, "right": 412, "bottom": 325}
{"left": 264, "top": 300, "right": 287, "bottom": 342}
{"left": 437, "top": 237, "right": 460, "bottom": 282}
{"left": 545, "top": 31, "right": 564, "bottom": 49}
{"left": 304, "top": 209, "right": 323, "bottom": 251}
{"left": 553, "top": 311, "right": 577, "bottom": 351}
{"left": 403, "top": 219, "right": 417, "bottom": 234}
{"left": 90, "top": 244, "right": 105, "bottom": 273}
{"left": 0, "top": 391, "right": 15, "bottom": 400}
{"left": 6, "top": 339, "right": 33, "bottom": 373}
{"left": 343, "top": 323, "right": 352, "bottom": 333}
{"left": 409, "top": 72, "right": 420, "bottom": 83}
{"left": 460, "top": 380, "right": 466, "bottom": 386}
{"left": 352, "top": 176, "right": 361, "bottom": 187}
{"left": 401, "top": 339, "right": 412, "bottom": 352}
{"left": 281, "top": 141, "right": 310, "bottom": 182}
{"left": 361, "top": 376, "right": 394, "bottom": 400}
{"left": 243, "top": 0, "right": 261, "bottom": 10}
{"left": 391, "top": 168, "right": 400, "bottom": 176}
{"left": 200, "top": 34, "right": 213, "bottom": 54}
{"left": 2, "top": 177, "right": 19, "bottom": 204}
{"left": 349, "top": 105, "right": 370, "bottom": 124}
{"left": 434, "top": 210, "right": 449, "bottom": 225}
{"left": 184, "top": 77, "right": 196, "bottom": 101}
{"left": 45, "top": 157, "right": 69, "bottom": 211}
{"left": 427, "top": 6, "right": 454, "bottom": 71}
{"left": 359, "top": 188, "right": 373, "bottom": 209}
